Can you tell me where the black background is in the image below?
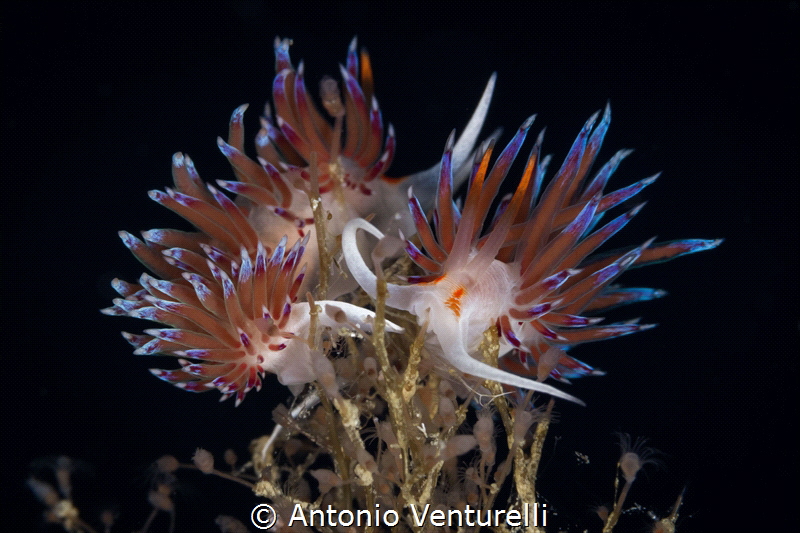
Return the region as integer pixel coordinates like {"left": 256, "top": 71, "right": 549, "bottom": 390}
{"left": 5, "top": 2, "right": 797, "bottom": 531}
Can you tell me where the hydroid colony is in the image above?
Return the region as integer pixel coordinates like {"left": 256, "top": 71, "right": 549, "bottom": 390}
{"left": 96, "top": 37, "right": 720, "bottom": 531}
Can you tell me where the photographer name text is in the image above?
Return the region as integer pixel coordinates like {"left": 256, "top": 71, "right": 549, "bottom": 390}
{"left": 287, "top": 502, "right": 547, "bottom": 528}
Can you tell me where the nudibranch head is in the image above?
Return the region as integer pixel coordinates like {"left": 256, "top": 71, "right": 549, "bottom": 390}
{"left": 344, "top": 105, "right": 721, "bottom": 404}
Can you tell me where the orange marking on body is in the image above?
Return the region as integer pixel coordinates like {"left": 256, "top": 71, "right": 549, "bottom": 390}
{"left": 444, "top": 286, "right": 466, "bottom": 317}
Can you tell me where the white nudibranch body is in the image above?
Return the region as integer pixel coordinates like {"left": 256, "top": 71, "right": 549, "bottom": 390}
{"left": 342, "top": 217, "right": 585, "bottom": 405}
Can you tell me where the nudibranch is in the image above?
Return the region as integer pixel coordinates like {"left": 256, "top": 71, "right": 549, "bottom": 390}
{"left": 103, "top": 230, "right": 402, "bottom": 405}
{"left": 216, "top": 37, "right": 496, "bottom": 294}
{"left": 343, "top": 106, "right": 721, "bottom": 405}
{"left": 104, "top": 36, "right": 499, "bottom": 404}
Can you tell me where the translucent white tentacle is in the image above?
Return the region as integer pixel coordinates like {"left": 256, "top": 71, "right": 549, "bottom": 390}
{"left": 289, "top": 301, "right": 404, "bottom": 338}
{"left": 406, "top": 73, "right": 496, "bottom": 206}
{"left": 451, "top": 72, "right": 496, "bottom": 177}
{"left": 321, "top": 302, "right": 404, "bottom": 333}
{"left": 433, "top": 324, "right": 585, "bottom": 405}
{"left": 341, "top": 218, "right": 419, "bottom": 311}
